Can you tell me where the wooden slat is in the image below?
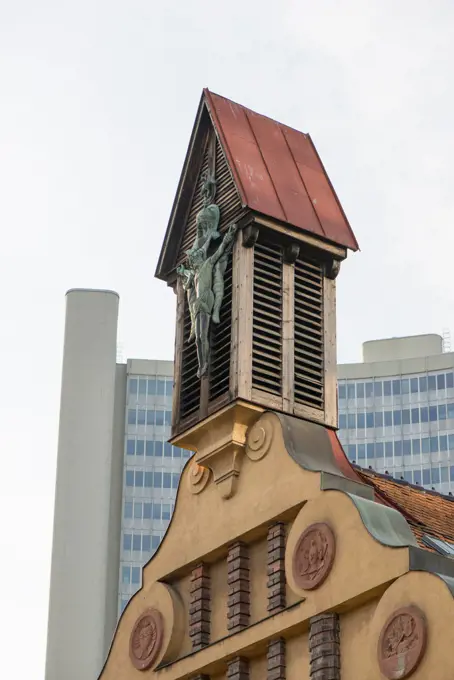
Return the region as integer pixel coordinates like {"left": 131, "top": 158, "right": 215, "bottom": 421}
{"left": 294, "top": 255, "right": 324, "bottom": 410}
{"left": 252, "top": 239, "right": 282, "bottom": 397}
{"left": 235, "top": 239, "right": 253, "bottom": 400}
{"left": 323, "top": 276, "right": 337, "bottom": 428}
{"left": 209, "top": 256, "right": 233, "bottom": 401}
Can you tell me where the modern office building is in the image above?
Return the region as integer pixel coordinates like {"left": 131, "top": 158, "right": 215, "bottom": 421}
{"left": 337, "top": 334, "right": 454, "bottom": 494}
{"left": 119, "top": 361, "right": 191, "bottom": 616}
{"left": 45, "top": 289, "right": 189, "bottom": 680}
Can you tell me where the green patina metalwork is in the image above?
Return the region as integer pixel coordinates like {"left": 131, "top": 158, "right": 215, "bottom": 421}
{"left": 177, "top": 170, "right": 237, "bottom": 379}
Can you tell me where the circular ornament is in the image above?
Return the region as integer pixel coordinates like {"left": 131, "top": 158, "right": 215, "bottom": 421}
{"left": 377, "top": 605, "right": 427, "bottom": 679}
{"left": 188, "top": 461, "right": 210, "bottom": 494}
{"left": 129, "top": 608, "right": 164, "bottom": 671}
{"left": 246, "top": 420, "right": 273, "bottom": 461}
{"left": 292, "top": 522, "right": 336, "bottom": 590}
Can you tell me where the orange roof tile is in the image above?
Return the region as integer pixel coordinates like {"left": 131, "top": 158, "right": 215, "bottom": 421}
{"left": 356, "top": 466, "right": 454, "bottom": 546}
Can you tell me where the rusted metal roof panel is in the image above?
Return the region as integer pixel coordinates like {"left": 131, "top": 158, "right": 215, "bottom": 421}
{"left": 204, "top": 89, "right": 359, "bottom": 251}
{"left": 245, "top": 109, "right": 325, "bottom": 238}
{"left": 205, "top": 92, "right": 285, "bottom": 220}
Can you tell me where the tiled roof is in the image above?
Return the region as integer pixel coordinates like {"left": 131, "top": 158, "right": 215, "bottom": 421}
{"left": 204, "top": 89, "right": 359, "bottom": 252}
{"left": 356, "top": 466, "right": 454, "bottom": 547}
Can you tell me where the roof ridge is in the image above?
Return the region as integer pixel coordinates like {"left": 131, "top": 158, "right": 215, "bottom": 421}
{"left": 354, "top": 466, "right": 430, "bottom": 531}
{"left": 205, "top": 88, "right": 310, "bottom": 139}
{"left": 355, "top": 464, "right": 454, "bottom": 502}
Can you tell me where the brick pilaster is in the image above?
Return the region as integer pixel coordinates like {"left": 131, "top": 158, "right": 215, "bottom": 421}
{"left": 267, "top": 638, "right": 286, "bottom": 680}
{"left": 227, "top": 656, "right": 249, "bottom": 680}
{"left": 189, "top": 563, "right": 210, "bottom": 650}
{"left": 309, "top": 613, "right": 340, "bottom": 680}
{"left": 267, "top": 523, "right": 286, "bottom": 613}
{"left": 227, "top": 542, "right": 250, "bottom": 633}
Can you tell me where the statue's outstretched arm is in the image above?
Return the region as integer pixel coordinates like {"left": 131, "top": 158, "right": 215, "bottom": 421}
{"left": 210, "top": 224, "right": 237, "bottom": 266}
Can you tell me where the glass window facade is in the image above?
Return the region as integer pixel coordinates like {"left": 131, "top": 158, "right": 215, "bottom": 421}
{"left": 338, "top": 369, "right": 454, "bottom": 494}
{"left": 118, "top": 371, "right": 191, "bottom": 617}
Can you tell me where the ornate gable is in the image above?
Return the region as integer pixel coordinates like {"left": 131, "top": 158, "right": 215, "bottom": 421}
{"left": 98, "top": 412, "right": 454, "bottom": 680}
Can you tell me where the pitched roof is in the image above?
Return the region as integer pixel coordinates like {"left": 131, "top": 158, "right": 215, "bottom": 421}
{"left": 327, "top": 431, "right": 454, "bottom": 552}
{"left": 356, "top": 466, "right": 454, "bottom": 548}
{"left": 204, "top": 89, "right": 359, "bottom": 252}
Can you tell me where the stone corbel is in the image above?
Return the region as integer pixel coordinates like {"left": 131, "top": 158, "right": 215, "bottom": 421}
{"left": 182, "top": 403, "right": 268, "bottom": 499}
{"left": 197, "top": 441, "right": 245, "bottom": 500}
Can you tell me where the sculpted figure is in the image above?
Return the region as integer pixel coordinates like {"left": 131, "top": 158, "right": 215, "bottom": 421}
{"left": 186, "top": 170, "right": 226, "bottom": 324}
{"left": 180, "top": 223, "right": 237, "bottom": 378}
{"left": 176, "top": 264, "right": 196, "bottom": 342}
{"left": 177, "top": 166, "right": 237, "bottom": 378}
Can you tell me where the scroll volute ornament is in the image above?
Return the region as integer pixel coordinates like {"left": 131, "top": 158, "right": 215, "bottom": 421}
{"left": 292, "top": 522, "right": 336, "bottom": 590}
{"left": 377, "top": 606, "right": 427, "bottom": 679}
{"left": 188, "top": 461, "right": 210, "bottom": 494}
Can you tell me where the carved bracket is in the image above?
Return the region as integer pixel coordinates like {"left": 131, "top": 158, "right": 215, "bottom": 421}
{"left": 242, "top": 224, "right": 260, "bottom": 248}
{"left": 186, "top": 411, "right": 274, "bottom": 499}
{"left": 197, "top": 442, "right": 245, "bottom": 499}
{"left": 326, "top": 258, "right": 341, "bottom": 279}
{"left": 283, "top": 242, "right": 300, "bottom": 264}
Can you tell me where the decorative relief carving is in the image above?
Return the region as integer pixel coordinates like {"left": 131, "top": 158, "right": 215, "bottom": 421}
{"left": 176, "top": 169, "right": 237, "bottom": 379}
{"left": 377, "top": 606, "right": 427, "bottom": 679}
{"left": 188, "top": 461, "right": 210, "bottom": 494}
{"left": 246, "top": 420, "right": 273, "bottom": 461}
{"left": 129, "top": 608, "right": 164, "bottom": 671}
{"left": 292, "top": 522, "right": 335, "bottom": 590}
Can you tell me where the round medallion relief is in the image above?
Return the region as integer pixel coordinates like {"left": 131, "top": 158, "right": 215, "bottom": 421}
{"left": 377, "top": 606, "right": 427, "bottom": 679}
{"left": 292, "top": 522, "right": 335, "bottom": 590}
{"left": 129, "top": 608, "right": 164, "bottom": 671}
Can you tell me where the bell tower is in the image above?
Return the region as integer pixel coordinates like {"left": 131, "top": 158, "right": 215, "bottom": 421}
{"left": 156, "top": 89, "right": 358, "bottom": 457}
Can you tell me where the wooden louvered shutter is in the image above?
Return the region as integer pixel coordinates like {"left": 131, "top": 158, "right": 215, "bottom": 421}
{"left": 209, "top": 256, "right": 233, "bottom": 402}
{"left": 293, "top": 255, "right": 324, "bottom": 410}
{"left": 179, "top": 300, "right": 200, "bottom": 420}
{"left": 252, "top": 239, "right": 283, "bottom": 396}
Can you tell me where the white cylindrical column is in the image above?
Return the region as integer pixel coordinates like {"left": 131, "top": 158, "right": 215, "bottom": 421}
{"left": 46, "top": 289, "right": 120, "bottom": 680}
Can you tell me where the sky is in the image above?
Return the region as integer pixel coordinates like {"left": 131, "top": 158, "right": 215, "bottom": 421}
{"left": 1, "top": 0, "right": 454, "bottom": 676}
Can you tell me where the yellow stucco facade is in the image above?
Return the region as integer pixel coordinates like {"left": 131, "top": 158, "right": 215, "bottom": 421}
{"left": 99, "top": 407, "right": 454, "bottom": 680}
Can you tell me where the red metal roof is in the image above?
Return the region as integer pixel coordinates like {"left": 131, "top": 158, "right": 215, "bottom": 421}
{"left": 204, "top": 89, "right": 359, "bottom": 252}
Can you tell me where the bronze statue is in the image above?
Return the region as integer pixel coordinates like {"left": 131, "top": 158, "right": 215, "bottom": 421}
{"left": 177, "top": 169, "right": 237, "bottom": 378}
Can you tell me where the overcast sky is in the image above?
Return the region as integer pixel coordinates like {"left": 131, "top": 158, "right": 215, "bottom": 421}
{"left": 1, "top": 0, "right": 454, "bottom": 676}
